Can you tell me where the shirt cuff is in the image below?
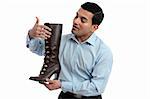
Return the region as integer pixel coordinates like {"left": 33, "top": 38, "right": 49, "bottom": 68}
{"left": 26, "top": 35, "right": 31, "bottom": 48}
{"left": 60, "top": 81, "right": 73, "bottom": 92}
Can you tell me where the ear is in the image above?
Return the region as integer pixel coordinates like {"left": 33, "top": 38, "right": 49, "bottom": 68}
{"left": 94, "top": 25, "right": 99, "bottom": 30}
{"left": 91, "top": 25, "right": 99, "bottom": 32}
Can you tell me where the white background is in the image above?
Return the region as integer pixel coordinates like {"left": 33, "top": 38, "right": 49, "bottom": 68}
{"left": 0, "top": 0, "right": 149, "bottom": 99}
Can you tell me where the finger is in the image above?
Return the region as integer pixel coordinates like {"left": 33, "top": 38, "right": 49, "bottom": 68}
{"left": 44, "top": 81, "right": 50, "bottom": 85}
{"left": 46, "top": 78, "right": 53, "bottom": 83}
{"left": 38, "top": 31, "right": 51, "bottom": 39}
{"left": 43, "top": 29, "right": 52, "bottom": 35}
{"left": 41, "top": 25, "right": 52, "bottom": 32}
{"left": 34, "top": 31, "right": 46, "bottom": 39}
{"left": 43, "top": 79, "right": 53, "bottom": 85}
{"left": 39, "top": 27, "right": 51, "bottom": 38}
{"left": 44, "top": 84, "right": 52, "bottom": 90}
{"left": 42, "top": 32, "right": 51, "bottom": 38}
{"left": 37, "top": 25, "right": 52, "bottom": 33}
{"left": 35, "top": 30, "right": 48, "bottom": 39}
{"left": 39, "top": 34, "right": 47, "bottom": 39}
{"left": 34, "top": 16, "right": 39, "bottom": 26}
{"left": 35, "top": 16, "right": 39, "bottom": 24}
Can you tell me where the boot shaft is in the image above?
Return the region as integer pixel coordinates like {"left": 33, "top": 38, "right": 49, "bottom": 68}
{"left": 44, "top": 23, "right": 62, "bottom": 48}
{"left": 44, "top": 23, "right": 63, "bottom": 62}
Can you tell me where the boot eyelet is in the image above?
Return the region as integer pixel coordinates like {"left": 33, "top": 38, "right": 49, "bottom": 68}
{"left": 46, "top": 41, "right": 49, "bottom": 43}
{"left": 46, "top": 60, "right": 49, "bottom": 63}
{"left": 46, "top": 56, "right": 50, "bottom": 59}
{"left": 43, "top": 68, "right": 46, "bottom": 71}
{"left": 46, "top": 51, "right": 50, "bottom": 54}
{"left": 40, "top": 72, "right": 44, "bottom": 75}
{"left": 44, "top": 64, "right": 48, "bottom": 67}
{"left": 46, "top": 46, "right": 49, "bottom": 49}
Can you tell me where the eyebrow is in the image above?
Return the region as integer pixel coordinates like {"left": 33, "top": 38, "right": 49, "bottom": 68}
{"left": 76, "top": 12, "right": 88, "bottom": 21}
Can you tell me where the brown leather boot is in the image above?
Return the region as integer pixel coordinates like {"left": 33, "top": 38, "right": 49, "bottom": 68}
{"left": 29, "top": 23, "right": 62, "bottom": 84}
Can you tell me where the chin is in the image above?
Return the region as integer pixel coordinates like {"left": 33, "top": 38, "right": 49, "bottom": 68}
{"left": 72, "top": 29, "right": 80, "bottom": 36}
{"left": 71, "top": 29, "right": 76, "bottom": 34}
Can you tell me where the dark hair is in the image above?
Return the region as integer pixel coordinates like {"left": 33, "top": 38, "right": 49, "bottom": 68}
{"left": 81, "top": 2, "right": 104, "bottom": 25}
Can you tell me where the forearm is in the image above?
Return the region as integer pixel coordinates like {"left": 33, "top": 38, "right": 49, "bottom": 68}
{"left": 26, "top": 34, "right": 45, "bottom": 56}
{"left": 60, "top": 76, "right": 108, "bottom": 96}
{"left": 73, "top": 76, "right": 108, "bottom": 95}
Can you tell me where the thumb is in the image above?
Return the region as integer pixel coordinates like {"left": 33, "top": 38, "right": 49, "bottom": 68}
{"left": 34, "top": 16, "right": 39, "bottom": 26}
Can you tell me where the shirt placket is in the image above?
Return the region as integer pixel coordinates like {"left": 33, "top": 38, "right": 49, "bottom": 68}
{"left": 71, "top": 43, "right": 80, "bottom": 92}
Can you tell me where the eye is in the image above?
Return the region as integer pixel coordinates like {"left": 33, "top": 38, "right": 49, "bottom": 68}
{"left": 81, "top": 17, "right": 87, "bottom": 23}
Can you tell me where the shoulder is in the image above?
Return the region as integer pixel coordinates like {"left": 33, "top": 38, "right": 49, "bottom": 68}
{"left": 95, "top": 35, "right": 113, "bottom": 57}
{"left": 61, "top": 34, "right": 72, "bottom": 40}
{"left": 94, "top": 36, "right": 113, "bottom": 66}
{"left": 60, "top": 33, "right": 72, "bottom": 46}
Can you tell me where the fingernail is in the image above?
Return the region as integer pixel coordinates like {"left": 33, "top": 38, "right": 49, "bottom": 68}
{"left": 44, "top": 81, "right": 49, "bottom": 84}
{"left": 46, "top": 78, "right": 49, "bottom": 81}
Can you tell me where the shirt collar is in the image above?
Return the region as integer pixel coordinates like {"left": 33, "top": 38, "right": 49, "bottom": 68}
{"left": 68, "top": 33, "right": 97, "bottom": 46}
{"left": 85, "top": 33, "right": 97, "bottom": 46}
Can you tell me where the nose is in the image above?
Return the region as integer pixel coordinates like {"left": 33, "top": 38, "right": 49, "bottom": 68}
{"left": 73, "top": 17, "right": 80, "bottom": 25}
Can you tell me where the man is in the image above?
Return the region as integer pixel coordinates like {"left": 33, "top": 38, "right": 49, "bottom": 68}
{"left": 27, "top": 2, "right": 113, "bottom": 99}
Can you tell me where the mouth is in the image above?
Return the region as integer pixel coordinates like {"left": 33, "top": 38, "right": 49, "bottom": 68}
{"left": 72, "top": 25, "right": 79, "bottom": 30}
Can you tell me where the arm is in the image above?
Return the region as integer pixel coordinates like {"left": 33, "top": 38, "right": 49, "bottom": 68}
{"left": 73, "top": 48, "right": 113, "bottom": 95}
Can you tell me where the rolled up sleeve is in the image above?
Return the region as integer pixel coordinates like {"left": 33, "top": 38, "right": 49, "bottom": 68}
{"left": 26, "top": 35, "right": 45, "bottom": 56}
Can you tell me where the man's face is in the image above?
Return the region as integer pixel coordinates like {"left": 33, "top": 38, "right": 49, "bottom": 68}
{"left": 71, "top": 8, "right": 98, "bottom": 41}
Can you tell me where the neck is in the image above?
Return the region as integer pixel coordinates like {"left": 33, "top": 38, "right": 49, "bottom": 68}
{"left": 76, "top": 33, "right": 92, "bottom": 43}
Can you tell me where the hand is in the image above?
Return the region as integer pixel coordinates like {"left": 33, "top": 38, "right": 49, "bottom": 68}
{"left": 28, "top": 17, "right": 52, "bottom": 39}
{"left": 44, "top": 79, "right": 61, "bottom": 90}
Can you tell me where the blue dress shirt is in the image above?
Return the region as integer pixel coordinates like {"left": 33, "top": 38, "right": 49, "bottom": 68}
{"left": 26, "top": 33, "right": 113, "bottom": 96}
